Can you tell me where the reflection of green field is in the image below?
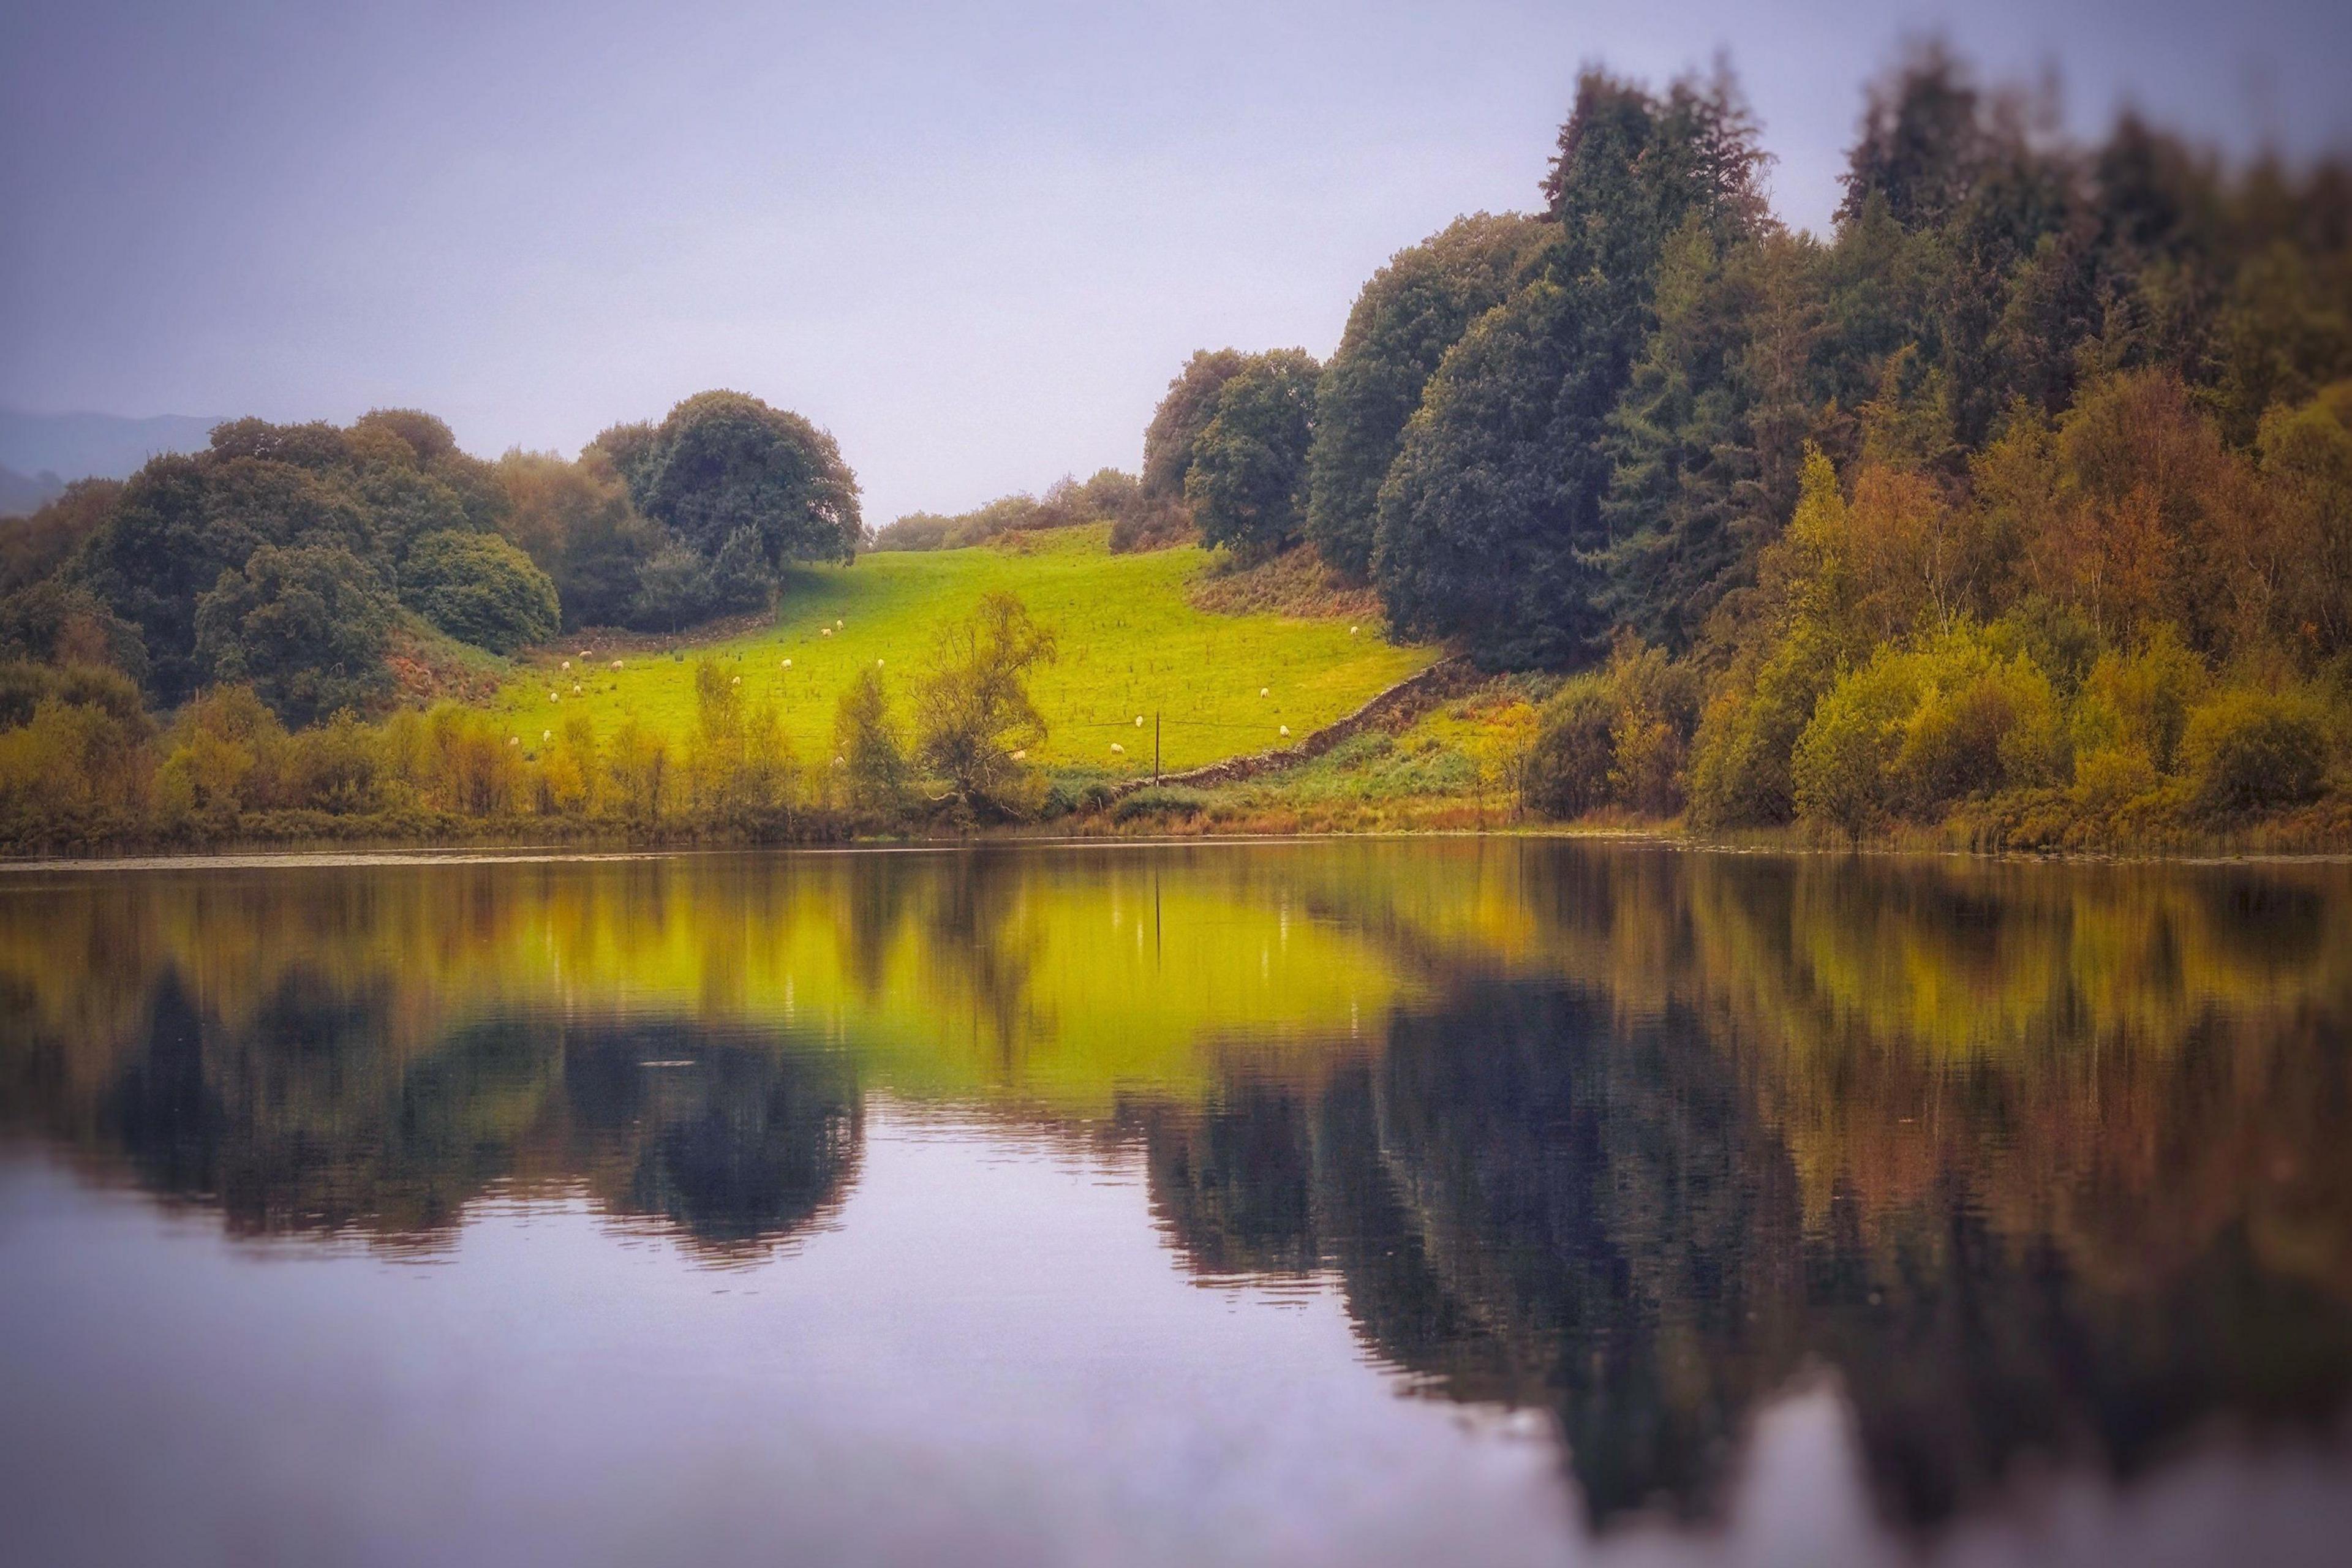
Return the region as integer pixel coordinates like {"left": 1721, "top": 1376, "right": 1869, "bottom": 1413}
{"left": 0, "top": 853, "right": 1420, "bottom": 1117}
{"left": 490, "top": 526, "right": 1433, "bottom": 772}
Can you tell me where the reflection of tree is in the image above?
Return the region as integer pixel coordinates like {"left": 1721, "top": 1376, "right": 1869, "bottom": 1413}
{"left": 1133, "top": 847, "right": 2352, "bottom": 1536}
{"left": 1135, "top": 1082, "right": 1320, "bottom": 1277}
{"left": 84, "top": 968, "right": 861, "bottom": 1262}
{"left": 559, "top": 1022, "right": 861, "bottom": 1255}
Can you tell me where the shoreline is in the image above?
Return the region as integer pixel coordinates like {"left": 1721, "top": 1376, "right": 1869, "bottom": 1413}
{"left": 7, "top": 822, "right": 2349, "bottom": 874}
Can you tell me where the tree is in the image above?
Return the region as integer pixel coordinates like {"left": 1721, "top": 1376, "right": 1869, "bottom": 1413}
{"left": 492, "top": 448, "right": 662, "bottom": 630}
{"left": 913, "top": 592, "right": 1057, "bottom": 814}
{"left": 1371, "top": 280, "right": 1611, "bottom": 668}
{"left": 1, "top": 478, "right": 121, "bottom": 595}
{"left": 1371, "top": 66, "right": 1770, "bottom": 668}
{"left": 1185, "top": 349, "right": 1321, "bottom": 563}
{"left": 193, "top": 544, "right": 397, "bottom": 726}
{"left": 399, "top": 530, "right": 561, "bottom": 653}
{"left": 628, "top": 391, "right": 862, "bottom": 582}
{"left": 72, "top": 454, "right": 252, "bottom": 703}
{"left": 834, "top": 666, "right": 912, "bottom": 814}
{"left": 1305, "top": 214, "right": 1544, "bottom": 579}
{"left": 1140, "top": 349, "right": 1249, "bottom": 502}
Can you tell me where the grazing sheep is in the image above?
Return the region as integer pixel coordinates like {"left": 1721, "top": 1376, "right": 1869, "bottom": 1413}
{"left": 572, "top": 682, "right": 582, "bottom": 694}
{"left": 1259, "top": 687, "right": 1269, "bottom": 698}
{"left": 1134, "top": 715, "right": 1144, "bottom": 726}
{"left": 561, "top": 660, "right": 571, "bottom": 671}
{"left": 610, "top": 659, "right": 623, "bottom": 670}
{"left": 508, "top": 736, "right": 520, "bottom": 747}
{"left": 835, "top": 618, "right": 844, "bottom": 628}
{"left": 781, "top": 658, "right": 792, "bottom": 669}
{"left": 548, "top": 692, "right": 559, "bottom": 703}
{"left": 541, "top": 729, "right": 552, "bottom": 742}
{"left": 832, "top": 755, "right": 846, "bottom": 767}
{"left": 876, "top": 657, "right": 884, "bottom": 667}
{"left": 1279, "top": 725, "right": 1291, "bottom": 737}
{"left": 821, "top": 627, "right": 833, "bottom": 637}
{"left": 1011, "top": 749, "right": 1027, "bottom": 761}
{"left": 1349, "top": 626, "right": 1359, "bottom": 636}
{"left": 1109, "top": 742, "right": 1125, "bottom": 755}
{"left": 731, "top": 675, "right": 741, "bottom": 685}
{"left": 577, "top": 649, "right": 590, "bottom": 658}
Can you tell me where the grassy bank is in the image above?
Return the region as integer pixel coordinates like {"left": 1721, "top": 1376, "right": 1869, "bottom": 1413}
{"left": 491, "top": 526, "right": 1431, "bottom": 774}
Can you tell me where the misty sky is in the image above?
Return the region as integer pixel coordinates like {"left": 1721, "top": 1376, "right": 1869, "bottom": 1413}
{"left": 4, "top": 1, "right": 2349, "bottom": 526}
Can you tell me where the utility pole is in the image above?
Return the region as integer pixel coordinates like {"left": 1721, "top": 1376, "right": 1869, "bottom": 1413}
{"left": 1153, "top": 710, "right": 1161, "bottom": 783}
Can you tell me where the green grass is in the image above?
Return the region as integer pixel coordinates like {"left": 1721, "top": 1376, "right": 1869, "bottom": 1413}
{"left": 492, "top": 525, "right": 1434, "bottom": 772}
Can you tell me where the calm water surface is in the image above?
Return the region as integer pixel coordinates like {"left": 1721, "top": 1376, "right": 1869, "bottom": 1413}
{"left": 2, "top": 840, "right": 2350, "bottom": 1566}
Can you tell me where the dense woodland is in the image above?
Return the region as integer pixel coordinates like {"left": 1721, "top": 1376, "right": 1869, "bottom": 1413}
{"left": 2, "top": 43, "right": 2350, "bottom": 849}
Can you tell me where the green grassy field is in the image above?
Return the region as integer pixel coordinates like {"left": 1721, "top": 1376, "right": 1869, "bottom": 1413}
{"left": 492, "top": 525, "right": 1435, "bottom": 773}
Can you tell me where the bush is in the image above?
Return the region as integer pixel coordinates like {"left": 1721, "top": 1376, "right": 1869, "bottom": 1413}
{"left": 1521, "top": 675, "right": 1615, "bottom": 818}
{"left": 1522, "top": 638, "right": 1702, "bottom": 820}
{"left": 1793, "top": 626, "right": 2065, "bottom": 838}
{"left": 2072, "top": 626, "right": 2209, "bottom": 773}
{"left": 401, "top": 530, "right": 561, "bottom": 652}
{"left": 1112, "top": 785, "right": 1209, "bottom": 823}
{"left": 2180, "top": 688, "right": 2331, "bottom": 815}
{"left": 834, "top": 666, "right": 912, "bottom": 815}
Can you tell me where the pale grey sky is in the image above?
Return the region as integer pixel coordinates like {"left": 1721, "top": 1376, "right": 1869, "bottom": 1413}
{"left": 3, "top": 1, "right": 2348, "bottom": 524}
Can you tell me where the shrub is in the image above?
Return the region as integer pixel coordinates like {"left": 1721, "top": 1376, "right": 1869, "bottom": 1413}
{"left": 1112, "top": 785, "right": 1209, "bottom": 823}
{"left": 834, "top": 666, "right": 912, "bottom": 815}
{"left": 2180, "top": 688, "right": 2331, "bottom": 815}
{"left": 1520, "top": 638, "right": 1701, "bottom": 820}
{"left": 1793, "top": 626, "right": 2065, "bottom": 838}
{"left": 401, "top": 530, "right": 561, "bottom": 653}
{"left": 1521, "top": 675, "right": 1615, "bottom": 818}
{"left": 2072, "top": 625, "right": 2209, "bottom": 773}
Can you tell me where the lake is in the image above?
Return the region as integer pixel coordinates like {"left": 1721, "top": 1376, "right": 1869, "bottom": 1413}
{"left": 2, "top": 840, "right": 2348, "bottom": 1566}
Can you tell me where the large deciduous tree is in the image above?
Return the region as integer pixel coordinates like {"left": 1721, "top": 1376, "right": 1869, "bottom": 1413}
{"left": 193, "top": 543, "right": 397, "bottom": 726}
{"left": 626, "top": 392, "right": 863, "bottom": 591}
{"left": 1140, "top": 350, "right": 1250, "bottom": 502}
{"left": 1305, "top": 213, "right": 1545, "bottom": 580}
{"left": 1185, "top": 349, "right": 1321, "bottom": 564}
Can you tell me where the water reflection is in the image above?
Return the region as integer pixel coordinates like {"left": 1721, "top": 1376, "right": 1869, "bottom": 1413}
{"left": 2, "top": 842, "right": 2349, "bottom": 1545}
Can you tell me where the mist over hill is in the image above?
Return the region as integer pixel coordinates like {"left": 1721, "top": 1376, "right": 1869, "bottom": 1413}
{"left": 0, "top": 410, "right": 220, "bottom": 486}
{"left": 0, "top": 464, "right": 64, "bottom": 518}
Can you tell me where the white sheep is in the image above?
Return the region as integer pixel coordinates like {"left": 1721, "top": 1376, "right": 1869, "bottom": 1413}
{"left": 821, "top": 627, "right": 833, "bottom": 638}
{"left": 610, "top": 659, "right": 623, "bottom": 670}
{"left": 508, "top": 736, "right": 520, "bottom": 747}
{"left": 1011, "top": 749, "right": 1027, "bottom": 761}
{"left": 1110, "top": 742, "right": 1125, "bottom": 755}
{"left": 1279, "top": 725, "right": 1291, "bottom": 738}
{"left": 1349, "top": 626, "right": 1359, "bottom": 636}
{"left": 561, "top": 659, "right": 571, "bottom": 671}
{"left": 781, "top": 658, "right": 793, "bottom": 669}
{"left": 1134, "top": 715, "right": 1144, "bottom": 727}
{"left": 876, "top": 657, "right": 885, "bottom": 667}
{"left": 548, "top": 691, "right": 559, "bottom": 703}
{"left": 832, "top": 755, "right": 846, "bottom": 767}
{"left": 835, "top": 618, "right": 844, "bottom": 628}
{"left": 1259, "top": 687, "right": 1270, "bottom": 698}
{"left": 541, "top": 729, "right": 552, "bottom": 742}
{"left": 576, "top": 649, "right": 590, "bottom": 658}
{"left": 731, "top": 674, "right": 741, "bottom": 685}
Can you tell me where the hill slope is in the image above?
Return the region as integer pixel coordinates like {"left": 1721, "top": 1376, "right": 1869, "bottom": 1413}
{"left": 494, "top": 526, "right": 1435, "bottom": 774}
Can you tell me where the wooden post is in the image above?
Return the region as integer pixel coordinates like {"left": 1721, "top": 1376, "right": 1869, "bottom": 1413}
{"left": 1154, "top": 711, "right": 1161, "bottom": 783}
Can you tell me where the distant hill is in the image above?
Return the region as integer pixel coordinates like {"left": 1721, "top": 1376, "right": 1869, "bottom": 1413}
{"left": 0, "top": 410, "right": 222, "bottom": 486}
{"left": 0, "top": 464, "right": 66, "bottom": 518}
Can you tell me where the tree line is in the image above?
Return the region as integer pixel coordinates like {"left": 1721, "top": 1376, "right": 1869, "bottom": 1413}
{"left": 1125, "top": 44, "right": 2352, "bottom": 845}
{"left": 0, "top": 390, "right": 860, "bottom": 725}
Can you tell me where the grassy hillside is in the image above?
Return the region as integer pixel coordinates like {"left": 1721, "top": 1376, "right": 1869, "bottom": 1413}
{"left": 492, "top": 525, "right": 1434, "bottom": 773}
